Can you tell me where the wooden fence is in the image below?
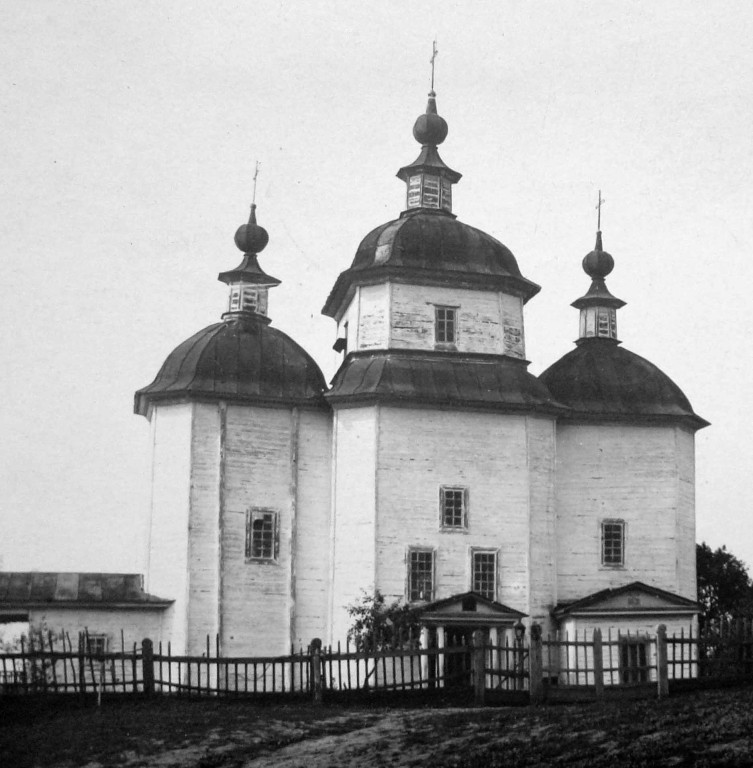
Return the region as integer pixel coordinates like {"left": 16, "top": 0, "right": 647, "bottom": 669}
{"left": 2, "top": 619, "right": 751, "bottom": 705}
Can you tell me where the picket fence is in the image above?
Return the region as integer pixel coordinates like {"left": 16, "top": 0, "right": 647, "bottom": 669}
{"left": 1, "top": 620, "right": 752, "bottom": 705}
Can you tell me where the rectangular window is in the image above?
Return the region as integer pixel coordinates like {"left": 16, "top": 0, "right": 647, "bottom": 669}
{"left": 435, "top": 306, "right": 456, "bottom": 344}
{"left": 472, "top": 550, "right": 497, "bottom": 600}
{"left": 86, "top": 634, "right": 108, "bottom": 656}
{"left": 440, "top": 486, "right": 467, "bottom": 529}
{"left": 408, "top": 548, "right": 434, "bottom": 602}
{"left": 619, "top": 637, "right": 649, "bottom": 683}
{"left": 245, "top": 509, "right": 279, "bottom": 561}
{"left": 601, "top": 520, "right": 625, "bottom": 566}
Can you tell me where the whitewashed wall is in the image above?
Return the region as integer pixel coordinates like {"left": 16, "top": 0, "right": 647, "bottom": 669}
{"left": 328, "top": 406, "right": 558, "bottom": 642}
{"left": 29, "top": 607, "right": 167, "bottom": 650}
{"left": 144, "top": 403, "right": 193, "bottom": 655}
{"left": 336, "top": 282, "right": 526, "bottom": 357}
{"left": 329, "top": 407, "right": 378, "bottom": 644}
{"left": 291, "top": 410, "right": 332, "bottom": 650}
{"left": 555, "top": 423, "right": 697, "bottom": 602}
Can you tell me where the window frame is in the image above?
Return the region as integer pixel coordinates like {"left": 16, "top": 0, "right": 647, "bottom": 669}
{"left": 407, "top": 547, "right": 435, "bottom": 603}
{"left": 439, "top": 486, "right": 468, "bottom": 530}
{"left": 434, "top": 305, "right": 457, "bottom": 345}
{"left": 86, "top": 634, "right": 108, "bottom": 656}
{"left": 245, "top": 508, "right": 280, "bottom": 563}
{"left": 470, "top": 548, "right": 498, "bottom": 601}
{"left": 601, "top": 519, "right": 626, "bottom": 568}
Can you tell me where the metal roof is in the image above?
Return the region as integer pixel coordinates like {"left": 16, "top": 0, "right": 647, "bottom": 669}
{"left": 0, "top": 573, "right": 172, "bottom": 609}
{"left": 539, "top": 338, "right": 708, "bottom": 430}
{"left": 553, "top": 581, "right": 699, "bottom": 618}
{"left": 135, "top": 317, "right": 328, "bottom": 416}
{"left": 327, "top": 350, "right": 566, "bottom": 414}
{"left": 322, "top": 209, "right": 540, "bottom": 319}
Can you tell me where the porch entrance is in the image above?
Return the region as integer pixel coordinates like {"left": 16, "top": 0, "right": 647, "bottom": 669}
{"left": 442, "top": 626, "right": 476, "bottom": 688}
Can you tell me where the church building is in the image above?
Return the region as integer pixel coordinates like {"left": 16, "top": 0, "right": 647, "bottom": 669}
{"left": 0, "top": 88, "right": 707, "bottom": 659}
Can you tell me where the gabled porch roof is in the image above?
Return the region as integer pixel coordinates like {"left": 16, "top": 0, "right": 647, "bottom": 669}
{"left": 553, "top": 581, "right": 699, "bottom": 619}
{"left": 417, "top": 591, "right": 526, "bottom": 627}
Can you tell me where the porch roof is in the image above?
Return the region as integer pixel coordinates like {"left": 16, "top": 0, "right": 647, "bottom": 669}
{"left": 417, "top": 591, "right": 527, "bottom": 627}
{"left": 553, "top": 581, "right": 699, "bottom": 619}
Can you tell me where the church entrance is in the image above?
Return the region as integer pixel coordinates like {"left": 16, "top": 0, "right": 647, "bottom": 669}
{"left": 442, "top": 626, "right": 479, "bottom": 688}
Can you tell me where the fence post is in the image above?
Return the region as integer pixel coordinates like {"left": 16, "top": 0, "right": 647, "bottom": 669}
{"left": 529, "top": 623, "right": 544, "bottom": 705}
{"left": 472, "top": 630, "right": 486, "bottom": 706}
{"left": 592, "top": 628, "right": 604, "bottom": 701}
{"left": 310, "top": 638, "right": 323, "bottom": 705}
{"left": 77, "top": 632, "right": 86, "bottom": 696}
{"left": 656, "top": 624, "right": 669, "bottom": 698}
{"left": 142, "top": 638, "right": 155, "bottom": 696}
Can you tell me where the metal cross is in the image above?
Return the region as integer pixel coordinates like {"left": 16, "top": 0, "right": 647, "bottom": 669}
{"left": 252, "top": 161, "right": 261, "bottom": 206}
{"left": 430, "top": 40, "right": 438, "bottom": 91}
{"left": 596, "top": 190, "right": 605, "bottom": 231}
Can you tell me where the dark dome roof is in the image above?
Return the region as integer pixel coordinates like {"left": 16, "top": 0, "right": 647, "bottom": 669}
{"left": 322, "top": 209, "right": 540, "bottom": 318}
{"left": 135, "top": 318, "right": 328, "bottom": 416}
{"left": 539, "top": 339, "right": 707, "bottom": 429}
{"left": 327, "top": 349, "right": 565, "bottom": 415}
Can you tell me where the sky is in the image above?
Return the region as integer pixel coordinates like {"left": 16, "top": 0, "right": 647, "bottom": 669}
{"left": 1, "top": 1, "right": 752, "bottom": 575}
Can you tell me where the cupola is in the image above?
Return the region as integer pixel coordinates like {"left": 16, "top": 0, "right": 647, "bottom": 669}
{"left": 571, "top": 230, "right": 626, "bottom": 342}
{"left": 218, "top": 203, "right": 280, "bottom": 322}
{"left": 396, "top": 91, "right": 461, "bottom": 213}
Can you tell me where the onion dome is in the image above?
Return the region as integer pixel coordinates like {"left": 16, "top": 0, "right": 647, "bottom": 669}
{"left": 327, "top": 349, "right": 564, "bottom": 414}
{"left": 233, "top": 203, "right": 269, "bottom": 254}
{"left": 134, "top": 321, "right": 327, "bottom": 416}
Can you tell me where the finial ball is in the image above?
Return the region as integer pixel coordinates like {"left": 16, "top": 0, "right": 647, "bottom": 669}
{"left": 582, "top": 249, "right": 614, "bottom": 279}
{"left": 234, "top": 222, "right": 269, "bottom": 254}
{"left": 413, "top": 93, "right": 448, "bottom": 145}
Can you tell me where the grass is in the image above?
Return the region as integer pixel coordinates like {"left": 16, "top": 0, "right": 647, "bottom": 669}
{"left": 1, "top": 686, "right": 752, "bottom": 767}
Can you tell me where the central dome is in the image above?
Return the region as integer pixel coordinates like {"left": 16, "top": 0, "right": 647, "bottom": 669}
{"left": 322, "top": 209, "right": 540, "bottom": 318}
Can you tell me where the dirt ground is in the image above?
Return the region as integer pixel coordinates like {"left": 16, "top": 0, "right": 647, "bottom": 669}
{"left": 3, "top": 686, "right": 753, "bottom": 767}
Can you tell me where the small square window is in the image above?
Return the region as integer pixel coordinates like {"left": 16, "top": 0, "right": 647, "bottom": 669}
{"left": 408, "top": 548, "right": 434, "bottom": 602}
{"left": 472, "top": 550, "right": 497, "bottom": 600}
{"left": 86, "top": 634, "right": 108, "bottom": 656}
{"left": 601, "top": 520, "right": 625, "bottom": 566}
{"left": 246, "top": 510, "right": 279, "bottom": 561}
{"left": 435, "top": 306, "right": 456, "bottom": 344}
{"left": 440, "top": 486, "right": 467, "bottom": 529}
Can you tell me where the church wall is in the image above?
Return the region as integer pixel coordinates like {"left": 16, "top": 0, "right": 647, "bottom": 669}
{"left": 292, "top": 409, "right": 332, "bottom": 649}
{"left": 355, "top": 283, "right": 390, "bottom": 351}
{"left": 186, "top": 403, "right": 221, "bottom": 653}
{"left": 675, "top": 427, "right": 697, "bottom": 600}
{"left": 144, "top": 403, "right": 193, "bottom": 655}
{"left": 220, "top": 406, "right": 295, "bottom": 656}
{"left": 555, "top": 423, "right": 691, "bottom": 601}
{"left": 330, "top": 407, "right": 378, "bottom": 644}
{"left": 525, "top": 416, "right": 558, "bottom": 631}
{"left": 373, "top": 407, "right": 532, "bottom": 613}
{"left": 389, "top": 284, "right": 525, "bottom": 356}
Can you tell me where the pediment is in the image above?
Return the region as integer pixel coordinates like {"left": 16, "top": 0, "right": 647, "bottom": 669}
{"left": 553, "top": 582, "right": 699, "bottom": 618}
{"left": 417, "top": 591, "right": 526, "bottom": 626}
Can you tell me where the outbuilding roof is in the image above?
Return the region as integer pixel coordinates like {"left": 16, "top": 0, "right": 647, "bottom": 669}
{"left": 0, "top": 573, "right": 172, "bottom": 609}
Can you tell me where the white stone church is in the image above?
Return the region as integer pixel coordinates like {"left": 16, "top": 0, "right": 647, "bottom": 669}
{"left": 0, "top": 90, "right": 707, "bottom": 656}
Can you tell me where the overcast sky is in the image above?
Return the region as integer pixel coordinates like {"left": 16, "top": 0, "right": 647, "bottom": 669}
{"left": 2, "top": 1, "right": 752, "bottom": 575}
